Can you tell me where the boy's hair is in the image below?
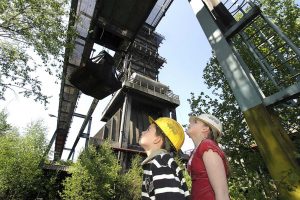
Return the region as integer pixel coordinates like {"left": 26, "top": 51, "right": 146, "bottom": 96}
{"left": 154, "top": 124, "right": 174, "bottom": 152}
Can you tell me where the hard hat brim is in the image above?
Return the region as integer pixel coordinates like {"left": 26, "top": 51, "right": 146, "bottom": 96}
{"left": 148, "top": 116, "right": 155, "bottom": 124}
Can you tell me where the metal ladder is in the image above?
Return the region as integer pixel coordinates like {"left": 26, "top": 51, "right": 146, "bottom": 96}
{"left": 222, "top": 0, "right": 300, "bottom": 104}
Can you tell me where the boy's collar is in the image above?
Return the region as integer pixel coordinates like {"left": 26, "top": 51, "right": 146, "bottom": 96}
{"left": 141, "top": 149, "right": 168, "bottom": 165}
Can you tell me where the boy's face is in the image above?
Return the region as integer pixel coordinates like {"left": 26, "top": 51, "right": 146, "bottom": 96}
{"left": 139, "top": 123, "right": 160, "bottom": 150}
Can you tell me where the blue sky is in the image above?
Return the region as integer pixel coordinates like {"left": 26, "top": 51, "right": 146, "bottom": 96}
{"left": 157, "top": 0, "right": 212, "bottom": 124}
{"left": 157, "top": 0, "right": 213, "bottom": 149}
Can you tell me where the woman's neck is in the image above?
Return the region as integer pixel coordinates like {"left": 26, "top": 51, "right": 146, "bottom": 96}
{"left": 193, "top": 135, "right": 207, "bottom": 147}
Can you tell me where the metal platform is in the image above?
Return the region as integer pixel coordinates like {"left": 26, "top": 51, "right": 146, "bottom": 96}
{"left": 100, "top": 73, "right": 180, "bottom": 122}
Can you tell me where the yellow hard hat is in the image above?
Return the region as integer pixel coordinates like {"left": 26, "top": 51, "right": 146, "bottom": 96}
{"left": 149, "top": 116, "right": 184, "bottom": 152}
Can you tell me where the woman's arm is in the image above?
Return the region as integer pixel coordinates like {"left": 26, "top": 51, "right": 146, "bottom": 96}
{"left": 203, "top": 149, "right": 230, "bottom": 200}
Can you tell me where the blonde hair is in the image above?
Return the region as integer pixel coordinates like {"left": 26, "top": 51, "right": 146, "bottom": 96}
{"left": 208, "top": 127, "right": 220, "bottom": 143}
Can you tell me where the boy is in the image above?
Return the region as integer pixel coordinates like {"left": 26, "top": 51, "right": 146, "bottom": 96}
{"left": 139, "top": 116, "right": 190, "bottom": 200}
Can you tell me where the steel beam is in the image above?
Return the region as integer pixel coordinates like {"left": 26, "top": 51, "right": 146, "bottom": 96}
{"left": 67, "top": 98, "right": 98, "bottom": 159}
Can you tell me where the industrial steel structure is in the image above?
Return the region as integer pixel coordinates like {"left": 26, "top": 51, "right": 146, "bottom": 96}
{"left": 46, "top": 0, "right": 177, "bottom": 163}
{"left": 44, "top": 0, "right": 300, "bottom": 199}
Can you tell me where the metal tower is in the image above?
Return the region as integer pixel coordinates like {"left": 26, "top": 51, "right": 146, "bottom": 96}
{"left": 44, "top": 0, "right": 177, "bottom": 169}
{"left": 90, "top": 23, "right": 180, "bottom": 169}
{"left": 189, "top": 0, "right": 299, "bottom": 199}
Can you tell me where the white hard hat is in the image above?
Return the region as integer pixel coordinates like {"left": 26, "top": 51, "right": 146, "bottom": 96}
{"left": 189, "top": 114, "right": 223, "bottom": 137}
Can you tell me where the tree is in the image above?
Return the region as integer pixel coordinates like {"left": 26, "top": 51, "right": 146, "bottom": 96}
{"left": 61, "top": 142, "right": 122, "bottom": 200}
{"left": 0, "top": 119, "right": 56, "bottom": 199}
{"left": 0, "top": 110, "right": 11, "bottom": 134}
{"left": 116, "top": 155, "right": 143, "bottom": 200}
{"left": 0, "top": 0, "right": 75, "bottom": 106}
{"left": 187, "top": 0, "right": 299, "bottom": 199}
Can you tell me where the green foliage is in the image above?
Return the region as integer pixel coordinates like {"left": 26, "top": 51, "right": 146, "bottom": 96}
{"left": 116, "top": 155, "right": 143, "bottom": 200}
{"left": 0, "top": 0, "right": 76, "bottom": 106}
{"left": 0, "top": 119, "right": 56, "bottom": 199}
{"left": 61, "top": 142, "right": 122, "bottom": 200}
{"left": 51, "top": 159, "right": 74, "bottom": 166}
{"left": 0, "top": 110, "right": 11, "bottom": 134}
{"left": 260, "top": 0, "right": 300, "bottom": 45}
{"left": 230, "top": 0, "right": 299, "bottom": 95}
{"left": 174, "top": 156, "right": 192, "bottom": 190}
{"left": 61, "top": 143, "right": 149, "bottom": 200}
{"left": 187, "top": 0, "right": 299, "bottom": 199}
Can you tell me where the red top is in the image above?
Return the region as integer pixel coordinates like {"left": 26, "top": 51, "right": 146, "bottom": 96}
{"left": 187, "top": 139, "right": 228, "bottom": 200}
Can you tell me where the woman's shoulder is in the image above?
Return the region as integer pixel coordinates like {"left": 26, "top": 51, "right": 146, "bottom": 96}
{"left": 201, "top": 139, "right": 218, "bottom": 147}
{"left": 197, "top": 139, "right": 222, "bottom": 154}
{"left": 203, "top": 139, "right": 215, "bottom": 144}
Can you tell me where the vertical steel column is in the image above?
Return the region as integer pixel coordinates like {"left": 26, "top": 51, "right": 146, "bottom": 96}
{"left": 40, "top": 131, "right": 57, "bottom": 167}
{"left": 85, "top": 117, "right": 92, "bottom": 149}
{"left": 67, "top": 99, "right": 99, "bottom": 160}
{"left": 118, "top": 95, "right": 128, "bottom": 150}
{"left": 118, "top": 94, "right": 132, "bottom": 169}
{"left": 188, "top": 1, "right": 300, "bottom": 199}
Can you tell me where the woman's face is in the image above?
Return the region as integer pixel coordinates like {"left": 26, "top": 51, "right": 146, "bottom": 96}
{"left": 139, "top": 123, "right": 158, "bottom": 149}
{"left": 187, "top": 119, "right": 208, "bottom": 138}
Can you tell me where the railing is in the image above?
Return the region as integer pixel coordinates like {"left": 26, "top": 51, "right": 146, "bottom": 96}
{"left": 127, "top": 77, "right": 179, "bottom": 102}
{"left": 222, "top": 0, "right": 258, "bottom": 18}
{"left": 132, "top": 41, "right": 167, "bottom": 63}
{"left": 220, "top": 0, "right": 300, "bottom": 97}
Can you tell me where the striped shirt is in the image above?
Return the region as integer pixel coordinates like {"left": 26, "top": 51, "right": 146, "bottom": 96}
{"left": 141, "top": 149, "right": 190, "bottom": 200}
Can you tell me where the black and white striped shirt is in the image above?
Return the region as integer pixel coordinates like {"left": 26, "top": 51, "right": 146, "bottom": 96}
{"left": 141, "top": 150, "right": 190, "bottom": 200}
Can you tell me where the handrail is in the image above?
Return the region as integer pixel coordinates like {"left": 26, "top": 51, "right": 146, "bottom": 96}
{"left": 128, "top": 78, "right": 179, "bottom": 101}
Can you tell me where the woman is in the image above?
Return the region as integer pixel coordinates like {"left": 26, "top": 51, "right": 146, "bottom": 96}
{"left": 186, "top": 114, "right": 229, "bottom": 200}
